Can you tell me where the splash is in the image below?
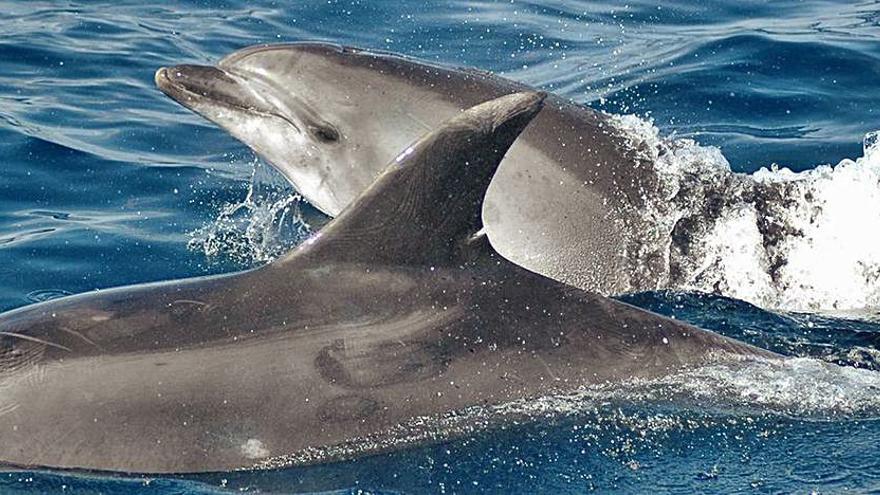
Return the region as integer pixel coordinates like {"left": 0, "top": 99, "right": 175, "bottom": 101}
{"left": 484, "top": 356, "right": 880, "bottom": 421}
{"left": 618, "top": 357, "right": 880, "bottom": 419}
{"left": 187, "top": 159, "right": 313, "bottom": 265}
{"left": 613, "top": 115, "right": 880, "bottom": 312}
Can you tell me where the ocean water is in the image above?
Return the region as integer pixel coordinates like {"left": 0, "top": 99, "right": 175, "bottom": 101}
{"left": 1, "top": 0, "right": 880, "bottom": 493}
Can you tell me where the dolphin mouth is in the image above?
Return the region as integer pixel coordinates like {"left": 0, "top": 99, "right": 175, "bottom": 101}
{"left": 155, "top": 65, "right": 304, "bottom": 134}
{"left": 155, "top": 66, "right": 208, "bottom": 108}
{"left": 155, "top": 65, "right": 251, "bottom": 111}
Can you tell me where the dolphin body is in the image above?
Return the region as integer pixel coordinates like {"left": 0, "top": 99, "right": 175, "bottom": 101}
{"left": 155, "top": 42, "right": 666, "bottom": 296}
{"left": 0, "top": 93, "right": 771, "bottom": 474}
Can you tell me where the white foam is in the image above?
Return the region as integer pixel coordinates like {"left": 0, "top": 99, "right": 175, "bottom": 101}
{"left": 686, "top": 206, "right": 776, "bottom": 304}
{"left": 612, "top": 115, "right": 880, "bottom": 312}
{"left": 240, "top": 438, "right": 270, "bottom": 459}
{"left": 754, "top": 153, "right": 880, "bottom": 310}
{"left": 645, "top": 357, "right": 880, "bottom": 418}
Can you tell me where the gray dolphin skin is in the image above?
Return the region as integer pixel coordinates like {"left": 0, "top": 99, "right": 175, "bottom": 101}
{"left": 0, "top": 92, "right": 772, "bottom": 474}
{"left": 155, "top": 42, "right": 665, "bottom": 296}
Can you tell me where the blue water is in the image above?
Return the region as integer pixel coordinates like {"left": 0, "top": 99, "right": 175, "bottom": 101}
{"left": 2, "top": 0, "right": 880, "bottom": 493}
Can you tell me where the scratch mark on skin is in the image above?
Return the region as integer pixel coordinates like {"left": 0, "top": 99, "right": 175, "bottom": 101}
{"left": 171, "top": 300, "right": 209, "bottom": 307}
{"left": 0, "top": 402, "right": 19, "bottom": 418}
{"left": 59, "top": 326, "right": 101, "bottom": 349}
{"left": 0, "top": 332, "right": 71, "bottom": 352}
{"left": 536, "top": 355, "right": 560, "bottom": 381}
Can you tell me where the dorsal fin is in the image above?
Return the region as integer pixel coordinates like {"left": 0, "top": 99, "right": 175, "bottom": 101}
{"left": 285, "top": 91, "right": 545, "bottom": 266}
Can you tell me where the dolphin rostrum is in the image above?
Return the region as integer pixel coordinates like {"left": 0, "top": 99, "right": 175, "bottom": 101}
{"left": 155, "top": 42, "right": 667, "bottom": 297}
{"left": 0, "top": 92, "right": 771, "bottom": 474}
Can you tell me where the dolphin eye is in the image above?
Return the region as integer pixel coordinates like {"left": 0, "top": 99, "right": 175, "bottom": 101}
{"left": 310, "top": 125, "right": 340, "bottom": 143}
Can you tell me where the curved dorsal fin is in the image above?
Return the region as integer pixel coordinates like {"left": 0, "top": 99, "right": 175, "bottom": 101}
{"left": 285, "top": 91, "right": 545, "bottom": 266}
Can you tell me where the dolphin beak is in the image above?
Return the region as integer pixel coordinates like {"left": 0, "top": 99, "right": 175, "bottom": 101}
{"left": 154, "top": 67, "right": 174, "bottom": 96}
{"left": 154, "top": 65, "right": 189, "bottom": 102}
{"left": 156, "top": 64, "right": 235, "bottom": 99}
{"left": 155, "top": 64, "right": 284, "bottom": 121}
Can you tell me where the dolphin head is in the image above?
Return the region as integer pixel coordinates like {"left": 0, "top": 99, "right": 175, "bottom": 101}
{"left": 156, "top": 43, "right": 441, "bottom": 216}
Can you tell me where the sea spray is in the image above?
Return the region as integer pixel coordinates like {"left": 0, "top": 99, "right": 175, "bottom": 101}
{"left": 613, "top": 114, "right": 880, "bottom": 312}
{"left": 187, "top": 158, "right": 315, "bottom": 265}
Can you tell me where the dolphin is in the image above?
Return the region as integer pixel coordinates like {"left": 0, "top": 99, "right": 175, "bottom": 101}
{"left": 0, "top": 92, "right": 771, "bottom": 474}
{"left": 155, "top": 42, "right": 665, "bottom": 297}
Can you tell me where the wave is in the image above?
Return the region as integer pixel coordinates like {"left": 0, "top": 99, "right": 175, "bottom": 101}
{"left": 615, "top": 114, "right": 880, "bottom": 312}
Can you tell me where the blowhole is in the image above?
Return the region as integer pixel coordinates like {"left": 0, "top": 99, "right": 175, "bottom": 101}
{"left": 310, "top": 125, "right": 340, "bottom": 143}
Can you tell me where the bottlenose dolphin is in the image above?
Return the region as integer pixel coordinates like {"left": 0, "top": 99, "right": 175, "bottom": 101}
{"left": 155, "top": 42, "right": 664, "bottom": 296}
{"left": 0, "top": 93, "right": 770, "bottom": 474}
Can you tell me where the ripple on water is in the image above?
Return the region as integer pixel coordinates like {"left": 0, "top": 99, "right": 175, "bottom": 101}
{"left": 25, "top": 289, "right": 72, "bottom": 303}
